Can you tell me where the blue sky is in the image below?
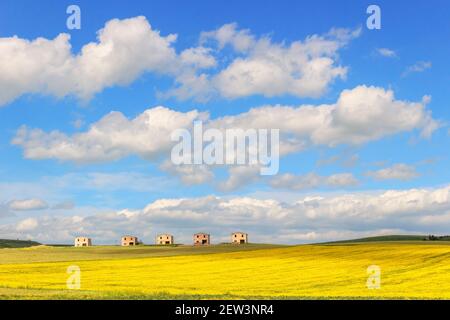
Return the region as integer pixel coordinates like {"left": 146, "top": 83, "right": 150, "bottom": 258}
{"left": 0, "top": 0, "right": 449, "bottom": 244}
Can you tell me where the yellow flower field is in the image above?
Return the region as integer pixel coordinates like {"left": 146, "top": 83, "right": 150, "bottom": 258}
{"left": 1, "top": 242, "right": 450, "bottom": 299}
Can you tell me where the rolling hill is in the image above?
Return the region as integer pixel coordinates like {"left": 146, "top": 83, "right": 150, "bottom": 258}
{"left": 321, "top": 234, "right": 450, "bottom": 244}
{"left": 0, "top": 239, "right": 41, "bottom": 248}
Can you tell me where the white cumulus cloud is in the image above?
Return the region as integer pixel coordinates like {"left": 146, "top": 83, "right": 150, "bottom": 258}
{"left": 8, "top": 198, "right": 48, "bottom": 211}
{"left": 2, "top": 185, "right": 450, "bottom": 244}
{"left": 11, "top": 86, "right": 439, "bottom": 191}
{"left": 0, "top": 17, "right": 362, "bottom": 106}
{"left": 13, "top": 106, "right": 206, "bottom": 163}
{"left": 0, "top": 16, "right": 179, "bottom": 106}
{"left": 172, "top": 24, "right": 361, "bottom": 100}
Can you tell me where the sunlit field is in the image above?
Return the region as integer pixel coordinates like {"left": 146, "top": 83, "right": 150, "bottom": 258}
{"left": 1, "top": 242, "right": 450, "bottom": 299}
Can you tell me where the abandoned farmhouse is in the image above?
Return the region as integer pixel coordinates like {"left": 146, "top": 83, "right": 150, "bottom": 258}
{"left": 157, "top": 234, "right": 174, "bottom": 245}
{"left": 74, "top": 237, "right": 92, "bottom": 247}
{"left": 121, "top": 236, "right": 139, "bottom": 246}
{"left": 74, "top": 232, "right": 249, "bottom": 246}
{"left": 232, "top": 232, "right": 248, "bottom": 244}
{"left": 194, "top": 233, "right": 210, "bottom": 245}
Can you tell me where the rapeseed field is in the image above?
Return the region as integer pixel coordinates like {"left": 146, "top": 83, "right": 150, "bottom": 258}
{"left": 1, "top": 242, "right": 450, "bottom": 299}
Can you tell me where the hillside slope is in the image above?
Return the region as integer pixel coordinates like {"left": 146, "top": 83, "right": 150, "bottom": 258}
{"left": 0, "top": 239, "right": 41, "bottom": 248}
{"left": 320, "top": 234, "right": 450, "bottom": 244}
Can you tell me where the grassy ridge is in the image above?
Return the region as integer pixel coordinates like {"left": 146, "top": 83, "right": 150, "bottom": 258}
{"left": 321, "top": 235, "right": 427, "bottom": 244}
{"left": 0, "top": 239, "right": 40, "bottom": 248}
{"left": 0, "top": 243, "right": 283, "bottom": 264}
{"left": 1, "top": 242, "right": 450, "bottom": 299}
{"left": 321, "top": 235, "right": 450, "bottom": 244}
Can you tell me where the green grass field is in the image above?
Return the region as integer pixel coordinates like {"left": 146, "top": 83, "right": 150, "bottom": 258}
{"left": 1, "top": 241, "right": 450, "bottom": 300}
{"left": 0, "top": 243, "right": 282, "bottom": 264}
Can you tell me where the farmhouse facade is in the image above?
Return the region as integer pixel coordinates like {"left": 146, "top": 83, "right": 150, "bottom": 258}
{"left": 231, "top": 232, "right": 248, "bottom": 244}
{"left": 156, "top": 234, "right": 174, "bottom": 245}
{"left": 121, "top": 236, "right": 138, "bottom": 246}
{"left": 74, "top": 237, "right": 92, "bottom": 247}
{"left": 194, "top": 233, "right": 210, "bottom": 245}
{"left": 73, "top": 232, "right": 251, "bottom": 246}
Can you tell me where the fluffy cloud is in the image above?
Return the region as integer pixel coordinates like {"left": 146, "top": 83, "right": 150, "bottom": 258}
{"left": 13, "top": 106, "right": 205, "bottom": 163}
{"left": 12, "top": 86, "right": 438, "bottom": 190}
{"left": 0, "top": 16, "right": 180, "bottom": 106}
{"left": 8, "top": 198, "right": 48, "bottom": 211}
{"left": 213, "top": 31, "right": 353, "bottom": 99}
{"left": 14, "top": 86, "right": 437, "bottom": 165}
{"left": 200, "top": 23, "right": 255, "bottom": 52}
{"left": 366, "top": 163, "right": 420, "bottom": 181}
{"left": 211, "top": 85, "right": 438, "bottom": 147}
{"left": 0, "top": 17, "right": 360, "bottom": 106}
{"left": 3, "top": 185, "right": 450, "bottom": 244}
{"left": 308, "top": 86, "right": 436, "bottom": 144}
{"left": 179, "top": 46, "right": 217, "bottom": 69}
{"left": 172, "top": 24, "right": 360, "bottom": 100}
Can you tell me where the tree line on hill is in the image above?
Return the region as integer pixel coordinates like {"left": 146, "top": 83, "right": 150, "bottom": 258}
{"left": 424, "top": 235, "right": 450, "bottom": 241}
{"left": 0, "top": 239, "right": 41, "bottom": 248}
